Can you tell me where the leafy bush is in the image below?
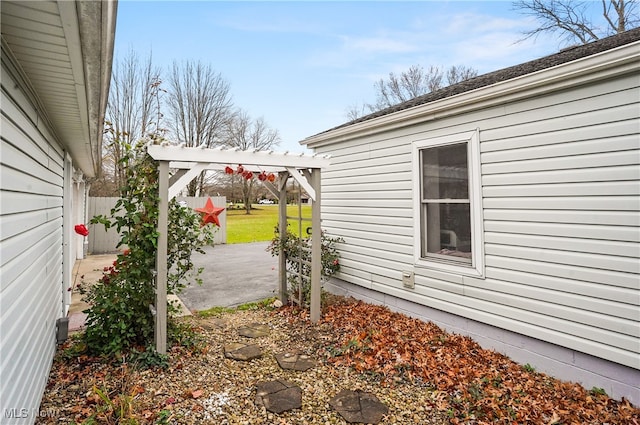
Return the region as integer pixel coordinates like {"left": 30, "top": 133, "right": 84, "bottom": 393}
{"left": 84, "top": 140, "right": 214, "bottom": 357}
{"left": 267, "top": 226, "right": 343, "bottom": 306}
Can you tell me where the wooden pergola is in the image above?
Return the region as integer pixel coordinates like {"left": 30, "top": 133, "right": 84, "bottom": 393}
{"left": 147, "top": 143, "right": 331, "bottom": 354}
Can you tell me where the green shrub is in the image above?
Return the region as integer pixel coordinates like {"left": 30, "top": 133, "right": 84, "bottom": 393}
{"left": 84, "top": 139, "right": 214, "bottom": 357}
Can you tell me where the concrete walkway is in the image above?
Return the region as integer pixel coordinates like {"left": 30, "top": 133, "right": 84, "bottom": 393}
{"left": 179, "top": 242, "right": 279, "bottom": 312}
{"left": 69, "top": 254, "right": 116, "bottom": 332}
{"left": 68, "top": 242, "right": 279, "bottom": 331}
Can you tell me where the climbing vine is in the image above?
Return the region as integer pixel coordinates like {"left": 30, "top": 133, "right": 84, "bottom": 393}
{"left": 268, "top": 227, "right": 343, "bottom": 307}
{"left": 84, "top": 138, "right": 214, "bottom": 357}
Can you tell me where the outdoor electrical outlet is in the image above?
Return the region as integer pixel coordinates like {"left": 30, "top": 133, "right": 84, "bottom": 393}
{"left": 402, "top": 271, "right": 415, "bottom": 289}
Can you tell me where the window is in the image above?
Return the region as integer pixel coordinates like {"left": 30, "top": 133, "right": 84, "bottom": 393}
{"left": 413, "top": 130, "right": 484, "bottom": 277}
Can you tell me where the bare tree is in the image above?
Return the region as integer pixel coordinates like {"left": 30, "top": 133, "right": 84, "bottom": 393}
{"left": 344, "top": 102, "right": 369, "bottom": 122}
{"left": 224, "top": 110, "right": 281, "bottom": 214}
{"left": 513, "top": 0, "right": 639, "bottom": 45}
{"left": 446, "top": 65, "right": 479, "bottom": 86}
{"left": 166, "top": 61, "right": 234, "bottom": 196}
{"left": 346, "top": 64, "right": 478, "bottom": 120}
{"left": 98, "top": 49, "right": 162, "bottom": 195}
{"left": 371, "top": 65, "right": 443, "bottom": 110}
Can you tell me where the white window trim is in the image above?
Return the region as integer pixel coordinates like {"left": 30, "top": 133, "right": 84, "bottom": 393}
{"left": 412, "top": 129, "right": 485, "bottom": 278}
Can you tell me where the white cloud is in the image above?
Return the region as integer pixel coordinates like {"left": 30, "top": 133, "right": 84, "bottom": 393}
{"left": 218, "top": 17, "right": 325, "bottom": 35}
{"left": 444, "top": 12, "right": 524, "bottom": 36}
{"left": 340, "top": 34, "right": 417, "bottom": 54}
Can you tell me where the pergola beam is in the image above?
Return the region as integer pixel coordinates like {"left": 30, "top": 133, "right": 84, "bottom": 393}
{"left": 148, "top": 144, "right": 330, "bottom": 169}
{"left": 169, "top": 162, "right": 282, "bottom": 173}
{"left": 169, "top": 169, "right": 187, "bottom": 187}
{"left": 263, "top": 181, "right": 280, "bottom": 199}
{"left": 168, "top": 162, "right": 211, "bottom": 199}
{"left": 286, "top": 167, "right": 316, "bottom": 201}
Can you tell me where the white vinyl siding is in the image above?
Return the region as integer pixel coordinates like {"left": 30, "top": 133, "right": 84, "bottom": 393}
{"left": 321, "top": 135, "right": 415, "bottom": 291}
{"left": 1, "top": 57, "right": 65, "bottom": 423}
{"left": 315, "top": 68, "right": 640, "bottom": 370}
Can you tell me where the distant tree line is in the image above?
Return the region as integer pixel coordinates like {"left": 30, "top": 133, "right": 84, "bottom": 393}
{"left": 97, "top": 1, "right": 639, "bottom": 199}
{"left": 345, "top": 64, "right": 478, "bottom": 121}
{"left": 92, "top": 50, "right": 281, "bottom": 212}
{"left": 512, "top": 0, "right": 639, "bottom": 45}
{"left": 346, "top": 0, "right": 638, "bottom": 121}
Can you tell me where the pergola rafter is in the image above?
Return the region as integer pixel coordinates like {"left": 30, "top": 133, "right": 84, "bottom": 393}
{"left": 147, "top": 143, "right": 331, "bottom": 354}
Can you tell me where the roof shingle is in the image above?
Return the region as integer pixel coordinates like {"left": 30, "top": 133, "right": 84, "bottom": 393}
{"left": 322, "top": 27, "right": 640, "bottom": 135}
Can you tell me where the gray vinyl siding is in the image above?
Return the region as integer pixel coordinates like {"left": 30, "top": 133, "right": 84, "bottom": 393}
{"left": 1, "top": 58, "right": 64, "bottom": 423}
{"left": 316, "top": 70, "right": 640, "bottom": 370}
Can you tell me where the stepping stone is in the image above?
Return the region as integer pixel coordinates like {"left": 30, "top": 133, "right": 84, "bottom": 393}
{"left": 329, "top": 389, "right": 389, "bottom": 424}
{"left": 201, "top": 318, "right": 227, "bottom": 330}
{"left": 255, "top": 380, "right": 302, "bottom": 414}
{"left": 223, "top": 342, "right": 262, "bottom": 361}
{"left": 237, "top": 323, "right": 270, "bottom": 338}
{"left": 275, "top": 352, "right": 316, "bottom": 371}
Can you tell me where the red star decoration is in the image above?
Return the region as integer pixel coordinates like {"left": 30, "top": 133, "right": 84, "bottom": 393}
{"left": 194, "top": 198, "right": 225, "bottom": 227}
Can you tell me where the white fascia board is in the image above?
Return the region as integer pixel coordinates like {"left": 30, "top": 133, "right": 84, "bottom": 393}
{"left": 302, "top": 41, "right": 640, "bottom": 148}
{"left": 148, "top": 144, "right": 331, "bottom": 169}
{"left": 58, "top": 1, "right": 92, "bottom": 170}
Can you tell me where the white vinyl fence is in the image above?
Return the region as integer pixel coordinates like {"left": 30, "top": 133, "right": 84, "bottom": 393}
{"left": 88, "top": 196, "right": 227, "bottom": 254}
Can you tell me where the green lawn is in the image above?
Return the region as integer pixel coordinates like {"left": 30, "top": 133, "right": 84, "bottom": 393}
{"left": 225, "top": 204, "right": 312, "bottom": 244}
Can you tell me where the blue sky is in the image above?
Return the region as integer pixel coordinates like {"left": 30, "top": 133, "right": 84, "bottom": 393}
{"left": 115, "top": 1, "right": 568, "bottom": 152}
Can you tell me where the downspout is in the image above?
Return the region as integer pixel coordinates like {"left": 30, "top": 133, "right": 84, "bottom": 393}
{"left": 62, "top": 153, "right": 73, "bottom": 317}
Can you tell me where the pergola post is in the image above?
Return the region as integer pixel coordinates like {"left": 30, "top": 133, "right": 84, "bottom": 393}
{"left": 310, "top": 168, "right": 322, "bottom": 323}
{"left": 278, "top": 171, "right": 289, "bottom": 305}
{"left": 155, "top": 160, "right": 169, "bottom": 354}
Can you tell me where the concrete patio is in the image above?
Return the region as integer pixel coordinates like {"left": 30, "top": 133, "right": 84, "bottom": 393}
{"left": 68, "top": 242, "right": 278, "bottom": 332}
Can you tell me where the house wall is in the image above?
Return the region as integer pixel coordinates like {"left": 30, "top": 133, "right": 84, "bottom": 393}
{"left": 1, "top": 50, "right": 68, "bottom": 423}
{"left": 315, "top": 70, "right": 639, "bottom": 403}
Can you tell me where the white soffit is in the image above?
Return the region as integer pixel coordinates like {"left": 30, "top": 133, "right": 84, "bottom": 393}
{"left": 1, "top": 1, "right": 116, "bottom": 177}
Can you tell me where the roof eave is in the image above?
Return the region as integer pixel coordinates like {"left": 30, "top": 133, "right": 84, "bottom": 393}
{"left": 301, "top": 40, "right": 640, "bottom": 149}
{"left": 66, "top": 0, "right": 118, "bottom": 177}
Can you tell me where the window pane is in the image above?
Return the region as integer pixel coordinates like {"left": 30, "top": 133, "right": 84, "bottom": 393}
{"left": 424, "top": 203, "right": 472, "bottom": 259}
{"left": 422, "top": 143, "right": 468, "bottom": 200}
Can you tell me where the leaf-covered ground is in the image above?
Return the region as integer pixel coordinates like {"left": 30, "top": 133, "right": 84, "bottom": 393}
{"left": 37, "top": 296, "right": 639, "bottom": 424}
{"left": 292, "top": 296, "right": 639, "bottom": 424}
{"left": 37, "top": 306, "right": 450, "bottom": 424}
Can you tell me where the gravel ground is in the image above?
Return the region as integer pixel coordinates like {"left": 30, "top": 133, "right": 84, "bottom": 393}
{"left": 36, "top": 307, "right": 448, "bottom": 425}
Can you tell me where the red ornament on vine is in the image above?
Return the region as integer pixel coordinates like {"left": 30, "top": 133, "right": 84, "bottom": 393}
{"left": 225, "top": 164, "right": 275, "bottom": 183}
{"left": 74, "top": 224, "right": 89, "bottom": 236}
